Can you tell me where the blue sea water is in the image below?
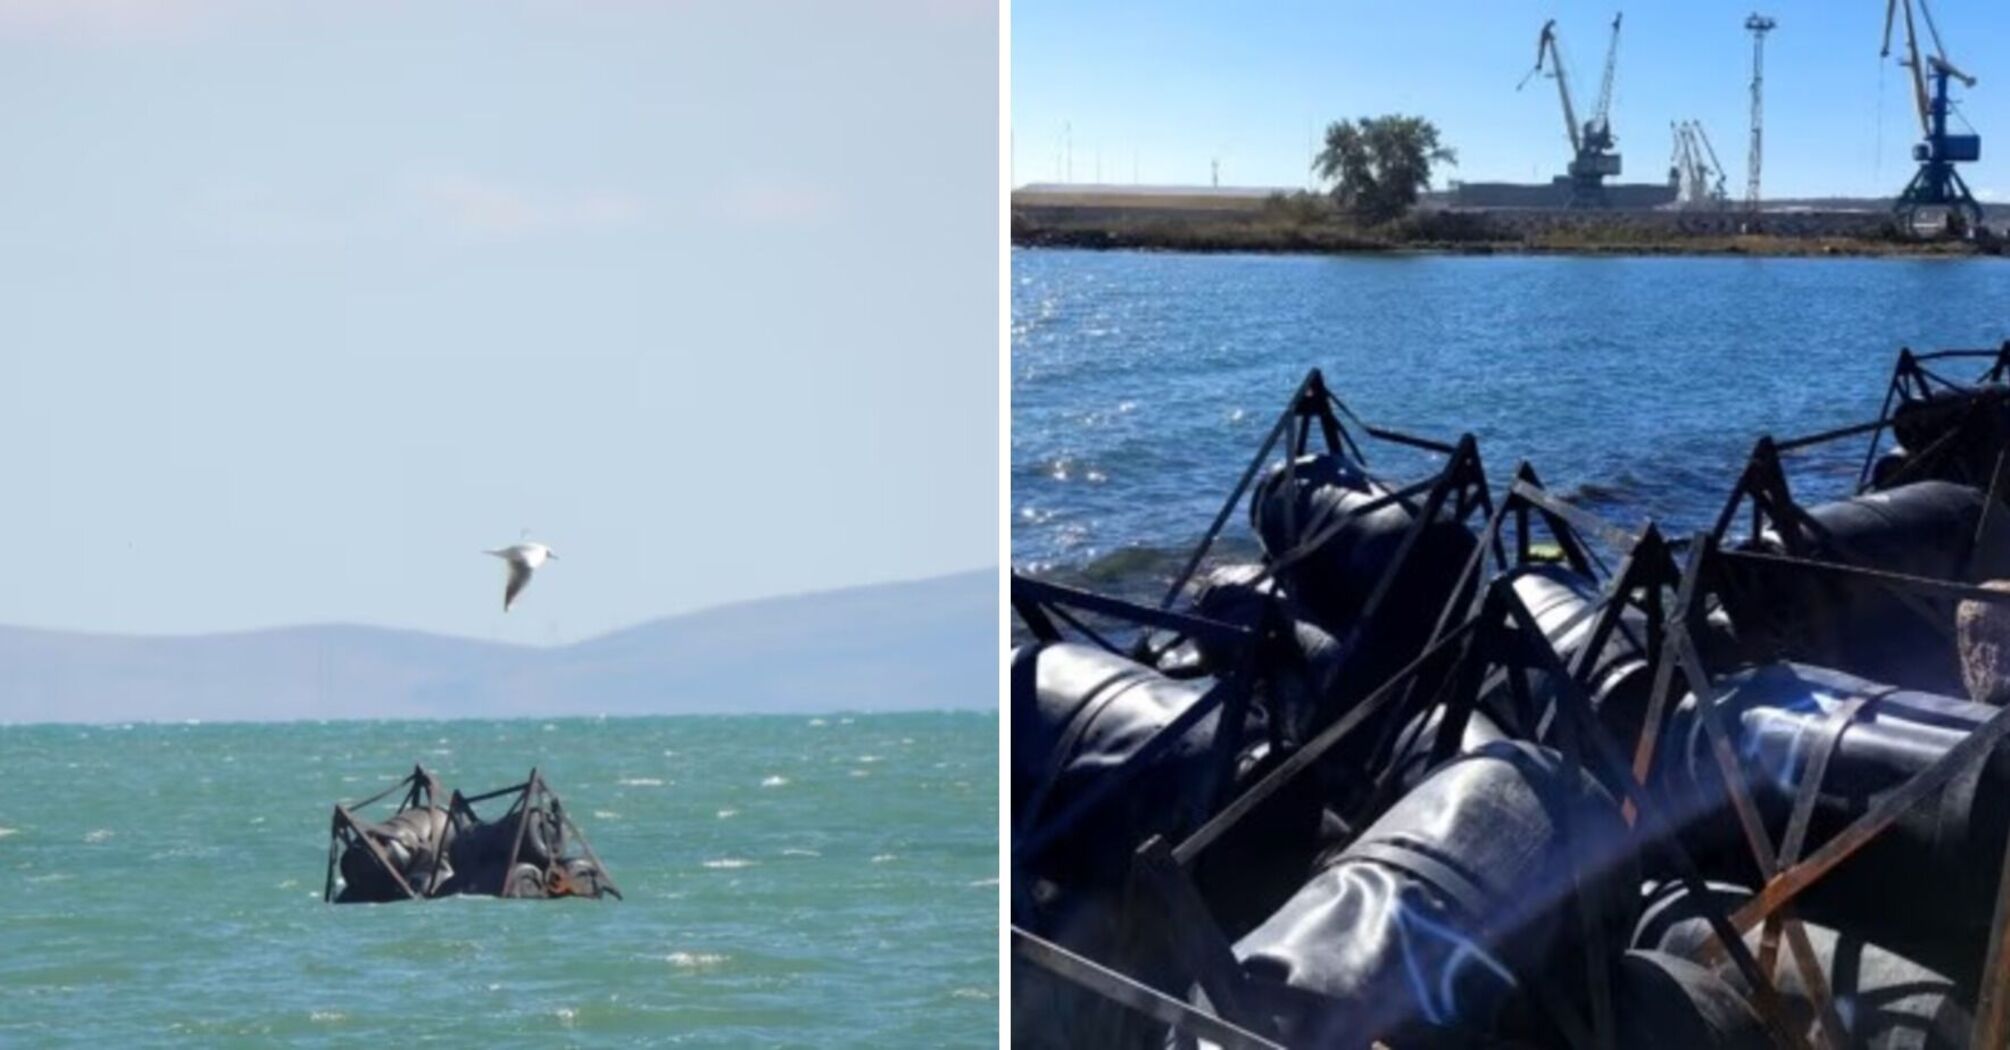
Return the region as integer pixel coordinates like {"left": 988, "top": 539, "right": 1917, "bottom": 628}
{"left": 1011, "top": 247, "right": 2010, "bottom": 593}
{"left": 0, "top": 713, "right": 997, "bottom": 1047}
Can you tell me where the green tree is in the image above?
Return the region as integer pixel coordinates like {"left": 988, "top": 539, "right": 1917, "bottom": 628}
{"left": 1313, "top": 116, "right": 1456, "bottom": 225}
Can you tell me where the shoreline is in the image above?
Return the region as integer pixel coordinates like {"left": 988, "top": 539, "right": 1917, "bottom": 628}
{"left": 1010, "top": 192, "right": 2007, "bottom": 259}
{"left": 1012, "top": 222, "right": 2003, "bottom": 260}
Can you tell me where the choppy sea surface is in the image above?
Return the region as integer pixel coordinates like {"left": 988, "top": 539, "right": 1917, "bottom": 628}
{"left": 1012, "top": 248, "right": 2010, "bottom": 598}
{"left": 0, "top": 713, "right": 997, "bottom": 1047}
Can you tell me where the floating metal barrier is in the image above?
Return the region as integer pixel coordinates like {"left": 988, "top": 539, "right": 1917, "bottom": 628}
{"left": 323, "top": 765, "right": 619, "bottom": 904}
{"left": 1012, "top": 349, "right": 2010, "bottom": 1049}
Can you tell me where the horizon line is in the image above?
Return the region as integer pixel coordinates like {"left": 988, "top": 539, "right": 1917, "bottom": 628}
{"left": 0, "top": 705, "right": 1000, "bottom": 731}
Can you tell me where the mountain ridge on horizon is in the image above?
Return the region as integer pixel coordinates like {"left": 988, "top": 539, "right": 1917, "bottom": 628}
{"left": 0, "top": 569, "right": 996, "bottom": 725}
{"left": 0, "top": 567, "right": 995, "bottom": 648}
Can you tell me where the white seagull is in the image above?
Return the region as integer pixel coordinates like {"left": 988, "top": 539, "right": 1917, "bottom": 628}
{"left": 484, "top": 541, "right": 558, "bottom": 612}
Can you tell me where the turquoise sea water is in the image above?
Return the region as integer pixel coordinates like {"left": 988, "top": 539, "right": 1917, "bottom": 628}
{"left": 0, "top": 713, "right": 997, "bottom": 1047}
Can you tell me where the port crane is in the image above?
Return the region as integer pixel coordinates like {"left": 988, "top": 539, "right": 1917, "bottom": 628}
{"left": 1520, "top": 13, "right": 1624, "bottom": 207}
{"left": 1880, "top": 0, "right": 1981, "bottom": 231}
{"left": 1669, "top": 120, "right": 1728, "bottom": 209}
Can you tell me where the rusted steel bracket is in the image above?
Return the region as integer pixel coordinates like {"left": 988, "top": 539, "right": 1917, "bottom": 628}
{"left": 1171, "top": 617, "right": 1479, "bottom": 867}
{"left": 1132, "top": 837, "right": 1265, "bottom": 1038}
{"left": 556, "top": 802, "right": 620, "bottom": 900}
{"left": 1013, "top": 574, "right": 1256, "bottom": 657}
{"left": 500, "top": 768, "right": 543, "bottom": 889}
{"left": 1627, "top": 533, "right": 1710, "bottom": 808}
{"left": 1497, "top": 583, "right": 1809, "bottom": 1050}
{"left": 1974, "top": 824, "right": 2010, "bottom": 1047}
{"left": 1671, "top": 536, "right": 2010, "bottom": 1045}
{"left": 1159, "top": 368, "right": 1328, "bottom": 612}
{"left": 323, "top": 766, "right": 438, "bottom": 903}
{"left": 1703, "top": 697, "right": 2010, "bottom": 942}
{"left": 1657, "top": 608, "right": 1849, "bottom": 1047}
{"left": 1011, "top": 926, "right": 1284, "bottom": 1050}
{"left": 328, "top": 804, "right": 421, "bottom": 902}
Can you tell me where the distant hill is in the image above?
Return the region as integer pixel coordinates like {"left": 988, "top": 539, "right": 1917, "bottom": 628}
{"left": 0, "top": 570, "right": 997, "bottom": 724}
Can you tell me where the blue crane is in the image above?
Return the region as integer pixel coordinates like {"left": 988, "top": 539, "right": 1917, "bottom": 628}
{"left": 1881, "top": 0, "right": 1982, "bottom": 232}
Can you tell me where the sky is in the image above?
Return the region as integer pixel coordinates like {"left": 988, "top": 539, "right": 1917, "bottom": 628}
{"left": 1012, "top": 0, "right": 2009, "bottom": 202}
{"left": 0, "top": 0, "right": 998, "bottom": 644}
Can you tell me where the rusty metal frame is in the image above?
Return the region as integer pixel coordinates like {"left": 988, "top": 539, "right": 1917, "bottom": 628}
{"left": 1015, "top": 462, "right": 1934, "bottom": 1047}
{"left": 1010, "top": 458, "right": 1792, "bottom": 1047}
{"left": 1679, "top": 380, "right": 2010, "bottom": 1043}
{"left": 1010, "top": 370, "right": 1498, "bottom": 1032}
{"left": 1154, "top": 368, "right": 1496, "bottom": 656}
{"left": 1008, "top": 575, "right": 1262, "bottom": 884}
{"left": 1010, "top": 365, "right": 1495, "bottom": 890}
{"left": 1012, "top": 348, "right": 2010, "bottom": 1047}
{"left": 1853, "top": 341, "right": 2010, "bottom": 492}
{"left": 1427, "top": 480, "right": 1822, "bottom": 1048}
{"left": 1119, "top": 565, "right": 1817, "bottom": 1049}
{"left": 1159, "top": 367, "right": 1465, "bottom": 610}
{"left": 323, "top": 765, "right": 443, "bottom": 903}
{"left": 1664, "top": 530, "right": 2010, "bottom": 1048}
{"left": 454, "top": 767, "right": 622, "bottom": 901}
{"left": 1034, "top": 508, "right": 1812, "bottom": 1046}
{"left": 1708, "top": 421, "right": 1998, "bottom": 676}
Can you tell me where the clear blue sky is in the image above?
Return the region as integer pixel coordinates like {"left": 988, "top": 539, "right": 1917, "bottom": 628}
{"left": 0, "top": 0, "right": 997, "bottom": 643}
{"left": 1012, "top": 1, "right": 2007, "bottom": 201}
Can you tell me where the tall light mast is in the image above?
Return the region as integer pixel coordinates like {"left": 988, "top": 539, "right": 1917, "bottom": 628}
{"left": 1744, "top": 14, "right": 1775, "bottom": 213}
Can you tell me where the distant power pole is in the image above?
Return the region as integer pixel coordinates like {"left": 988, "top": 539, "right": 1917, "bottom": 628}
{"left": 1745, "top": 13, "right": 1776, "bottom": 212}
{"left": 1211, "top": 157, "right": 1220, "bottom": 188}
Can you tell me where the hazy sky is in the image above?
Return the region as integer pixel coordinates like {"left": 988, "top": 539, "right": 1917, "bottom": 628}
{"left": 1013, "top": 1, "right": 2008, "bottom": 202}
{"left": 0, "top": 0, "right": 997, "bottom": 643}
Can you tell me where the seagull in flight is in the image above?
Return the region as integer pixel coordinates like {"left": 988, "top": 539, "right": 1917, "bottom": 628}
{"left": 485, "top": 541, "right": 558, "bottom": 612}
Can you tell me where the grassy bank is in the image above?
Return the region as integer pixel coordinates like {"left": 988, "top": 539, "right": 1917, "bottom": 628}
{"left": 1010, "top": 195, "right": 2003, "bottom": 259}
